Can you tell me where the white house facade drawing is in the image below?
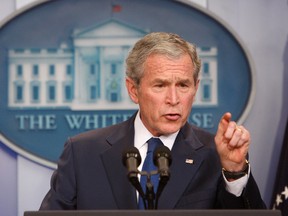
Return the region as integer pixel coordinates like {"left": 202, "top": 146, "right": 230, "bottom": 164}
{"left": 8, "top": 19, "right": 218, "bottom": 110}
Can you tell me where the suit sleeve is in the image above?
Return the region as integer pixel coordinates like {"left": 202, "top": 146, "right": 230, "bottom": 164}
{"left": 188, "top": 126, "right": 266, "bottom": 209}
{"left": 216, "top": 173, "right": 266, "bottom": 209}
{"left": 39, "top": 139, "right": 77, "bottom": 210}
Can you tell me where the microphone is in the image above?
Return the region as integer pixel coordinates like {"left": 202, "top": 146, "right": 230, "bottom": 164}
{"left": 122, "top": 146, "right": 141, "bottom": 179}
{"left": 153, "top": 145, "right": 172, "bottom": 179}
{"left": 122, "top": 147, "right": 146, "bottom": 201}
{"left": 153, "top": 145, "right": 172, "bottom": 209}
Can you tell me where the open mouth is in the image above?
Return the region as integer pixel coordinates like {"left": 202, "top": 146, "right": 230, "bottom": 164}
{"left": 165, "top": 113, "right": 181, "bottom": 121}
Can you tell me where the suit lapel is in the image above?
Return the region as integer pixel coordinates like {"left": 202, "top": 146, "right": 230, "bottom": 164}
{"left": 100, "top": 115, "right": 138, "bottom": 209}
{"left": 158, "top": 123, "right": 205, "bottom": 209}
{"left": 100, "top": 117, "right": 207, "bottom": 209}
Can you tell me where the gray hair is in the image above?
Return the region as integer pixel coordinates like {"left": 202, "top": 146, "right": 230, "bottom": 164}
{"left": 125, "top": 32, "right": 201, "bottom": 85}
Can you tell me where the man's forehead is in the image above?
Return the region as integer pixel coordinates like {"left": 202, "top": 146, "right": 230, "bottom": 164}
{"left": 144, "top": 55, "right": 194, "bottom": 74}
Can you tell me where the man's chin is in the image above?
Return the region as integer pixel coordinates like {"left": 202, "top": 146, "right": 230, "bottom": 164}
{"left": 159, "top": 125, "right": 182, "bottom": 136}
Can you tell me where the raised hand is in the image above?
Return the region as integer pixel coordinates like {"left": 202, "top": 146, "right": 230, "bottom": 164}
{"left": 214, "top": 112, "right": 250, "bottom": 172}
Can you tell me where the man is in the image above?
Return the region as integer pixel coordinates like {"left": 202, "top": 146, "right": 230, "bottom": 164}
{"left": 40, "top": 32, "right": 266, "bottom": 210}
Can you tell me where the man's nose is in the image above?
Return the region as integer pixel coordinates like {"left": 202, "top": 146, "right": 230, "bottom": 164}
{"left": 166, "top": 86, "right": 180, "bottom": 105}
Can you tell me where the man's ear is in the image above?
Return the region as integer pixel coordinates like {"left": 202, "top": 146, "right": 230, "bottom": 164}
{"left": 193, "top": 79, "right": 200, "bottom": 101}
{"left": 195, "top": 79, "right": 200, "bottom": 92}
{"left": 125, "top": 77, "right": 139, "bottom": 104}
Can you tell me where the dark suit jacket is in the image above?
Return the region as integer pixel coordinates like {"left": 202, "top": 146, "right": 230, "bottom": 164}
{"left": 40, "top": 112, "right": 266, "bottom": 210}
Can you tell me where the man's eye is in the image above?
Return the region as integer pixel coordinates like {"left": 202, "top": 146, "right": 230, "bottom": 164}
{"left": 179, "top": 83, "right": 188, "bottom": 88}
{"left": 155, "top": 84, "right": 164, "bottom": 88}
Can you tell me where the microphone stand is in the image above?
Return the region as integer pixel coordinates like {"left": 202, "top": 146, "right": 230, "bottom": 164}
{"left": 128, "top": 169, "right": 170, "bottom": 210}
{"left": 154, "top": 173, "right": 169, "bottom": 209}
{"left": 123, "top": 146, "right": 171, "bottom": 210}
{"left": 145, "top": 172, "right": 156, "bottom": 210}
{"left": 140, "top": 170, "right": 159, "bottom": 210}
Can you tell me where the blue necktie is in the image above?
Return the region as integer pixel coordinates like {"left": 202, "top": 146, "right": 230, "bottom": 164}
{"left": 138, "top": 137, "right": 163, "bottom": 209}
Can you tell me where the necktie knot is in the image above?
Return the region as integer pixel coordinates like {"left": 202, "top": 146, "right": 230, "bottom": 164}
{"left": 147, "top": 137, "right": 163, "bottom": 153}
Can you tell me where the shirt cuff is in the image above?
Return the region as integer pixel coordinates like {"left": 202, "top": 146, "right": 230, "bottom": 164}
{"left": 222, "top": 165, "right": 250, "bottom": 197}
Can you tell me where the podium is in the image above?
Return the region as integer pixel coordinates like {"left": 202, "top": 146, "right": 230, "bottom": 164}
{"left": 24, "top": 210, "right": 281, "bottom": 216}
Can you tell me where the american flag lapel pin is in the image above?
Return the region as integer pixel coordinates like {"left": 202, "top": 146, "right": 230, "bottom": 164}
{"left": 185, "top": 158, "right": 194, "bottom": 164}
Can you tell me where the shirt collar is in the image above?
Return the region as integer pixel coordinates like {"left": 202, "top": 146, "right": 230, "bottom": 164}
{"left": 134, "top": 111, "right": 179, "bottom": 150}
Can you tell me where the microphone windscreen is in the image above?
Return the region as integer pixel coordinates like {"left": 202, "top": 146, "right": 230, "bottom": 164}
{"left": 122, "top": 146, "right": 142, "bottom": 167}
{"left": 153, "top": 145, "right": 172, "bottom": 166}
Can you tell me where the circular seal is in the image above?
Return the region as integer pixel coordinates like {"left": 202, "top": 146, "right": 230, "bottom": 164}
{"left": 0, "top": 0, "right": 254, "bottom": 167}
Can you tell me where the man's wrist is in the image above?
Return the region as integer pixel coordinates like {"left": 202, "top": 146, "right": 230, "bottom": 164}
{"left": 222, "top": 160, "right": 249, "bottom": 180}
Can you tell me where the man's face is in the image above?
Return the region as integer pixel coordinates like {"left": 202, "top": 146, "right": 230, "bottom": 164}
{"left": 126, "top": 53, "right": 199, "bottom": 137}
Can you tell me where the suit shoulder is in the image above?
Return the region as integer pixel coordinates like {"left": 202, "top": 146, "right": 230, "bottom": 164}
{"left": 67, "top": 117, "right": 133, "bottom": 146}
{"left": 191, "top": 124, "right": 214, "bottom": 137}
{"left": 190, "top": 124, "right": 215, "bottom": 147}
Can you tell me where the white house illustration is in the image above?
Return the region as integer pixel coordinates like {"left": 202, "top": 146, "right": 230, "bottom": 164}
{"left": 8, "top": 19, "right": 218, "bottom": 110}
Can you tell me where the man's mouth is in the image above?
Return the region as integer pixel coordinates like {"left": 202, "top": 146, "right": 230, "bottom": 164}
{"left": 164, "top": 113, "right": 181, "bottom": 121}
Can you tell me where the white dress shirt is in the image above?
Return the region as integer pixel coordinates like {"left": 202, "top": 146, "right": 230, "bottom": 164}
{"left": 133, "top": 111, "right": 249, "bottom": 197}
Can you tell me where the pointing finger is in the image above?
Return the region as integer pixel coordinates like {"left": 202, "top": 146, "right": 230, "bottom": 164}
{"left": 217, "top": 112, "right": 232, "bottom": 136}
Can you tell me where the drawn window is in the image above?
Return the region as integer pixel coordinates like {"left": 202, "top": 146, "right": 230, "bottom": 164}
{"left": 66, "top": 65, "right": 72, "bottom": 76}
{"left": 48, "top": 85, "right": 56, "bottom": 101}
{"left": 14, "top": 82, "right": 24, "bottom": 102}
{"left": 16, "top": 85, "right": 23, "bottom": 101}
{"left": 111, "top": 63, "right": 117, "bottom": 75}
{"left": 46, "top": 81, "right": 57, "bottom": 102}
{"left": 31, "top": 82, "right": 40, "bottom": 103}
{"left": 49, "top": 65, "right": 55, "bottom": 76}
{"left": 90, "top": 85, "right": 97, "bottom": 100}
{"left": 111, "top": 93, "right": 118, "bottom": 102}
{"left": 203, "top": 62, "right": 210, "bottom": 76}
{"left": 202, "top": 83, "right": 211, "bottom": 102}
{"left": 64, "top": 84, "right": 72, "bottom": 101}
{"left": 33, "top": 65, "right": 39, "bottom": 77}
{"left": 17, "top": 65, "right": 23, "bottom": 77}
{"left": 90, "top": 64, "right": 95, "bottom": 75}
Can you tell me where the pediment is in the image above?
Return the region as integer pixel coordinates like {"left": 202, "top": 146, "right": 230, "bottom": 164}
{"left": 73, "top": 19, "right": 148, "bottom": 39}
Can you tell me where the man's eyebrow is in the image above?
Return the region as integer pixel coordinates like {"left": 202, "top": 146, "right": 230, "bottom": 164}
{"left": 175, "top": 78, "right": 193, "bottom": 85}
{"left": 152, "top": 78, "right": 192, "bottom": 84}
{"left": 178, "top": 78, "right": 192, "bottom": 83}
{"left": 152, "top": 78, "right": 168, "bottom": 83}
